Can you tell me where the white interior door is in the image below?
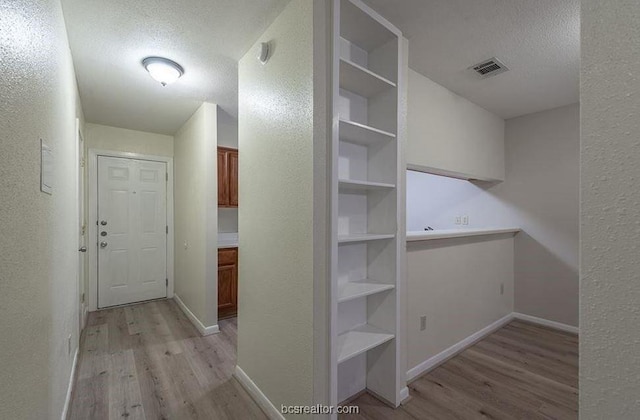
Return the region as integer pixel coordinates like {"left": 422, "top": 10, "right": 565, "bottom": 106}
{"left": 97, "top": 156, "right": 167, "bottom": 308}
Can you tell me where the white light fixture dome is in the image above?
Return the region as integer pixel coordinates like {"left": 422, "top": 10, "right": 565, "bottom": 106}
{"left": 142, "top": 57, "right": 184, "bottom": 86}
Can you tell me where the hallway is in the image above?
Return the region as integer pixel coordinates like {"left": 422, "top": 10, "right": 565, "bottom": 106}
{"left": 68, "top": 300, "right": 266, "bottom": 419}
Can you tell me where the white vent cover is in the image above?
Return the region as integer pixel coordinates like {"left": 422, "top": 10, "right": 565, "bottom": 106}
{"left": 469, "top": 57, "right": 509, "bottom": 79}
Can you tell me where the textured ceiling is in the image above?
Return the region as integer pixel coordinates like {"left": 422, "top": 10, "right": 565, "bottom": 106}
{"left": 363, "top": 0, "right": 580, "bottom": 119}
{"left": 61, "top": 0, "right": 289, "bottom": 134}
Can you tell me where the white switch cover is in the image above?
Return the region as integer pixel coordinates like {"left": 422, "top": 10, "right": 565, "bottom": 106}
{"left": 41, "top": 140, "right": 53, "bottom": 195}
{"left": 455, "top": 216, "right": 461, "bottom": 225}
{"left": 462, "top": 216, "right": 469, "bottom": 225}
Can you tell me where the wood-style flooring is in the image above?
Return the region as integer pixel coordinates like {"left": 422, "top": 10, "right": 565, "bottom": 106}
{"left": 344, "top": 320, "right": 578, "bottom": 420}
{"left": 67, "top": 299, "right": 266, "bottom": 420}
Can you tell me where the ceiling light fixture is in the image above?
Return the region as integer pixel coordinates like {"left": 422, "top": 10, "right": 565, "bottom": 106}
{"left": 142, "top": 57, "right": 184, "bottom": 86}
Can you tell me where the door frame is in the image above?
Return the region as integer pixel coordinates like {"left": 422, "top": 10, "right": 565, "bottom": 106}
{"left": 87, "top": 149, "right": 174, "bottom": 311}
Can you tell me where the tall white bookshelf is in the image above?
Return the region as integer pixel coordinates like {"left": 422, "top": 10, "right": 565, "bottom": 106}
{"left": 330, "top": 0, "right": 404, "bottom": 409}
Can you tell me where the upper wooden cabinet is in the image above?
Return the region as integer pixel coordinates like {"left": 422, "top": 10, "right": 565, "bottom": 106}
{"left": 218, "top": 147, "right": 238, "bottom": 207}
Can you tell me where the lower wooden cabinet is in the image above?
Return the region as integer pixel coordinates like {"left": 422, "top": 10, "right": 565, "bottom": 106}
{"left": 218, "top": 247, "right": 238, "bottom": 319}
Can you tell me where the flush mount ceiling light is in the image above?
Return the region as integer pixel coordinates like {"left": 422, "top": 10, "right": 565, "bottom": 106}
{"left": 142, "top": 57, "right": 184, "bottom": 86}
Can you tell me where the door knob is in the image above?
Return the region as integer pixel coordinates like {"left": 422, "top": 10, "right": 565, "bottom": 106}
{"left": 100, "top": 241, "right": 108, "bottom": 248}
{"left": 79, "top": 246, "right": 87, "bottom": 253}
{"left": 100, "top": 220, "right": 107, "bottom": 226}
{"left": 100, "top": 231, "right": 107, "bottom": 237}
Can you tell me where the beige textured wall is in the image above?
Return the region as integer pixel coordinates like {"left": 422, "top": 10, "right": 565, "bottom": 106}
{"left": 505, "top": 104, "right": 579, "bottom": 326}
{"left": 174, "top": 103, "right": 218, "bottom": 327}
{"left": 0, "top": 0, "right": 83, "bottom": 417}
{"left": 406, "top": 235, "right": 514, "bottom": 371}
{"left": 237, "top": 0, "right": 316, "bottom": 412}
{"left": 581, "top": 1, "right": 640, "bottom": 417}
{"left": 85, "top": 122, "right": 173, "bottom": 157}
{"left": 407, "top": 69, "right": 505, "bottom": 181}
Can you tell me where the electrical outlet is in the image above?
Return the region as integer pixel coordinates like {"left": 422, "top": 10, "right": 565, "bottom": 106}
{"left": 500, "top": 283, "right": 504, "bottom": 295}
{"left": 462, "top": 215, "right": 469, "bottom": 225}
{"left": 420, "top": 316, "right": 427, "bottom": 331}
{"left": 455, "top": 216, "right": 461, "bottom": 225}
{"left": 68, "top": 334, "right": 72, "bottom": 355}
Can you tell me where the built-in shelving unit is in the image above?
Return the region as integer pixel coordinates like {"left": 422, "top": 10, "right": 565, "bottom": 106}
{"left": 330, "top": 0, "right": 404, "bottom": 411}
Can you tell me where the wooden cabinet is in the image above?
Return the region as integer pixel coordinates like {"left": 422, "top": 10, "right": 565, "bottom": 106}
{"left": 218, "top": 247, "right": 238, "bottom": 319}
{"left": 218, "top": 147, "right": 238, "bottom": 207}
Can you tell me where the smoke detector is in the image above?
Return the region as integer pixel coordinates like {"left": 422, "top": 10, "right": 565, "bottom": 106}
{"left": 469, "top": 57, "right": 509, "bottom": 79}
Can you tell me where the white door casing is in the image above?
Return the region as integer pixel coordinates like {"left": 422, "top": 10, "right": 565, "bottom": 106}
{"left": 97, "top": 156, "right": 168, "bottom": 308}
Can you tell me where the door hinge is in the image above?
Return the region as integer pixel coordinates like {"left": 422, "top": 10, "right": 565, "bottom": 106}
{"left": 166, "top": 225, "right": 168, "bottom": 234}
{"left": 166, "top": 278, "right": 168, "bottom": 288}
{"left": 166, "top": 172, "right": 168, "bottom": 181}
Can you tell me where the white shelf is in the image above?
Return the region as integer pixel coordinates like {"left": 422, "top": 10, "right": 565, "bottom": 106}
{"left": 340, "top": 58, "right": 396, "bottom": 98}
{"left": 338, "top": 281, "right": 394, "bottom": 303}
{"left": 339, "top": 119, "right": 395, "bottom": 146}
{"left": 339, "top": 179, "right": 395, "bottom": 192}
{"left": 338, "top": 233, "right": 395, "bottom": 244}
{"left": 337, "top": 324, "right": 395, "bottom": 363}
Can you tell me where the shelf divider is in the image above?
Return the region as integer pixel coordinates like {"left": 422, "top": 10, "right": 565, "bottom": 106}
{"left": 338, "top": 233, "right": 395, "bottom": 244}
{"left": 340, "top": 58, "right": 396, "bottom": 98}
{"left": 339, "top": 119, "right": 395, "bottom": 146}
{"left": 338, "top": 281, "right": 395, "bottom": 303}
{"left": 337, "top": 324, "right": 395, "bottom": 364}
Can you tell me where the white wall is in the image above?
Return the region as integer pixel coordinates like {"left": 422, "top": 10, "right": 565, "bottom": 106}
{"left": 174, "top": 103, "right": 218, "bottom": 328}
{"left": 0, "top": 0, "right": 83, "bottom": 417}
{"left": 581, "top": 1, "right": 640, "bottom": 417}
{"left": 407, "top": 235, "right": 514, "bottom": 372}
{"left": 407, "top": 69, "right": 505, "bottom": 181}
{"left": 407, "top": 103, "right": 579, "bottom": 327}
{"left": 237, "top": 0, "right": 320, "bottom": 413}
{"left": 85, "top": 123, "right": 173, "bottom": 157}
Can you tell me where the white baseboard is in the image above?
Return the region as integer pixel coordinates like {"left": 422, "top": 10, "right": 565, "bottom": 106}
{"left": 173, "top": 294, "right": 219, "bottom": 336}
{"left": 399, "top": 386, "right": 410, "bottom": 403}
{"left": 512, "top": 312, "right": 579, "bottom": 334}
{"left": 61, "top": 347, "right": 79, "bottom": 420}
{"left": 406, "top": 313, "right": 514, "bottom": 382}
{"left": 81, "top": 304, "right": 89, "bottom": 330}
{"left": 234, "top": 366, "right": 284, "bottom": 420}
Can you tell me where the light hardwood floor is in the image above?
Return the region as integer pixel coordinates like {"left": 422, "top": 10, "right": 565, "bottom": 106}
{"left": 68, "top": 299, "right": 266, "bottom": 420}
{"left": 344, "top": 320, "right": 579, "bottom": 420}
{"left": 70, "top": 303, "right": 577, "bottom": 420}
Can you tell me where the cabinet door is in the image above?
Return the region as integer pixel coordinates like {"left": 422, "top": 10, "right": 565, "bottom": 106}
{"left": 229, "top": 150, "right": 238, "bottom": 207}
{"left": 218, "top": 149, "right": 229, "bottom": 206}
{"left": 218, "top": 263, "right": 237, "bottom": 319}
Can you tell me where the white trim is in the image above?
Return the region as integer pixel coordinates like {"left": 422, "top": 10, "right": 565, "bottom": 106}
{"left": 173, "top": 294, "right": 219, "bottom": 336}
{"left": 399, "top": 386, "right": 409, "bottom": 403}
{"left": 61, "top": 347, "right": 79, "bottom": 420}
{"left": 87, "top": 149, "right": 174, "bottom": 311}
{"left": 406, "top": 313, "right": 514, "bottom": 381}
{"left": 234, "top": 366, "right": 285, "bottom": 420}
{"left": 512, "top": 312, "right": 579, "bottom": 335}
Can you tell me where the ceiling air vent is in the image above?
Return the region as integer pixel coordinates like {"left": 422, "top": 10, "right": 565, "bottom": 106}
{"left": 469, "top": 57, "right": 509, "bottom": 79}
